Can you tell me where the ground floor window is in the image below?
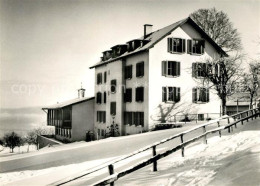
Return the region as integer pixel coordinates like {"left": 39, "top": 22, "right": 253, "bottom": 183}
{"left": 97, "top": 111, "right": 106, "bottom": 123}
{"left": 124, "top": 112, "right": 144, "bottom": 126}
{"left": 192, "top": 87, "right": 209, "bottom": 103}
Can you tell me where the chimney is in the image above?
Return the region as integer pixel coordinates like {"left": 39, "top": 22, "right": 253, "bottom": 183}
{"left": 78, "top": 83, "right": 85, "bottom": 98}
{"left": 144, "top": 24, "right": 153, "bottom": 38}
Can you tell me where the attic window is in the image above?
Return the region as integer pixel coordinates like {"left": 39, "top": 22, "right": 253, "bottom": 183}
{"left": 187, "top": 39, "right": 205, "bottom": 55}
{"left": 168, "top": 38, "right": 186, "bottom": 53}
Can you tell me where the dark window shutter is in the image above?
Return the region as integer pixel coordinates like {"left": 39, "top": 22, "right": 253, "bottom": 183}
{"left": 177, "top": 62, "right": 180, "bottom": 76}
{"left": 168, "top": 87, "right": 173, "bottom": 101}
{"left": 173, "top": 87, "right": 176, "bottom": 101}
{"left": 192, "top": 88, "right": 197, "bottom": 103}
{"left": 136, "top": 62, "right": 144, "bottom": 77}
{"left": 136, "top": 87, "right": 144, "bottom": 102}
{"left": 110, "top": 102, "right": 116, "bottom": 115}
{"left": 104, "top": 72, "right": 107, "bottom": 83}
{"left": 100, "top": 73, "right": 102, "bottom": 84}
{"left": 104, "top": 92, "right": 106, "bottom": 103}
{"left": 177, "top": 87, "right": 180, "bottom": 102}
{"left": 140, "top": 112, "right": 144, "bottom": 126}
{"left": 103, "top": 111, "right": 106, "bottom": 123}
{"left": 168, "top": 38, "right": 172, "bottom": 53}
{"left": 173, "top": 62, "right": 177, "bottom": 76}
{"left": 201, "top": 40, "right": 205, "bottom": 54}
{"left": 162, "top": 87, "right": 167, "bottom": 102}
{"left": 182, "top": 39, "right": 186, "bottom": 53}
{"left": 130, "top": 65, "right": 132, "bottom": 79}
{"left": 206, "top": 88, "right": 209, "bottom": 102}
{"left": 187, "top": 39, "right": 192, "bottom": 54}
{"left": 192, "top": 63, "right": 197, "bottom": 78}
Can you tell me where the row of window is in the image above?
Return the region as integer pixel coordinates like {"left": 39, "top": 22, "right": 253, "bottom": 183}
{"left": 96, "top": 87, "right": 144, "bottom": 104}
{"left": 168, "top": 38, "right": 205, "bottom": 55}
{"left": 161, "top": 87, "right": 209, "bottom": 103}
{"left": 125, "top": 62, "right": 144, "bottom": 79}
{"left": 124, "top": 112, "right": 144, "bottom": 126}
{"left": 162, "top": 61, "right": 219, "bottom": 79}
{"left": 97, "top": 111, "right": 106, "bottom": 123}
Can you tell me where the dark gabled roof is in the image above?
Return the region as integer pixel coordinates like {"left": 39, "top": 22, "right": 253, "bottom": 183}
{"left": 90, "top": 17, "right": 228, "bottom": 69}
{"left": 42, "top": 97, "right": 94, "bottom": 110}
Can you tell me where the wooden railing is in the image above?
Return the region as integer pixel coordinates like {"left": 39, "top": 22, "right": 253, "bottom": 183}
{"left": 55, "top": 108, "right": 260, "bottom": 186}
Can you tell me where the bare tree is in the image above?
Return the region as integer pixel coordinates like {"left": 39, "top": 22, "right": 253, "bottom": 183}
{"left": 190, "top": 7, "right": 241, "bottom": 52}
{"left": 194, "top": 54, "right": 243, "bottom": 115}
{"left": 241, "top": 60, "right": 260, "bottom": 108}
{"left": 25, "top": 131, "right": 38, "bottom": 152}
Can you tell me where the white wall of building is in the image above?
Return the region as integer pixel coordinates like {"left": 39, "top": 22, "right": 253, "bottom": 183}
{"left": 71, "top": 99, "right": 94, "bottom": 141}
{"left": 148, "top": 22, "right": 222, "bottom": 127}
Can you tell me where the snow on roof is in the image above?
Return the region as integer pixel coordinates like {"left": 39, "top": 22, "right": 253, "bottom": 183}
{"left": 42, "top": 97, "right": 94, "bottom": 109}
{"left": 89, "top": 17, "right": 227, "bottom": 69}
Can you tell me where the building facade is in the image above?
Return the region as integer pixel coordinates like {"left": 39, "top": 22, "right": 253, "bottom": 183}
{"left": 42, "top": 88, "right": 95, "bottom": 142}
{"left": 90, "top": 17, "right": 227, "bottom": 138}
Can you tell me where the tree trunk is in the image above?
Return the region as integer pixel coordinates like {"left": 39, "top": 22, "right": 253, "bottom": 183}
{"left": 222, "top": 96, "right": 227, "bottom": 116}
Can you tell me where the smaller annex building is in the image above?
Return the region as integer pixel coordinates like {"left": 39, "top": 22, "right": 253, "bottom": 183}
{"left": 42, "top": 87, "right": 94, "bottom": 142}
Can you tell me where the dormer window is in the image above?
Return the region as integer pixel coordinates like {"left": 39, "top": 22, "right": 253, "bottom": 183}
{"left": 127, "top": 40, "right": 142, "bottom": 52}
{"left": 103, "top": 50, "right": 112, "bottom": 61}
{"left": 187, "top": 39, "right": 205, "bottom": 55}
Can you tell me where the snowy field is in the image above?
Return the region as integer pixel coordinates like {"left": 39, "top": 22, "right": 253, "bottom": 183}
{"left": 0, "top": 118, "right": 259, "bottom": 185}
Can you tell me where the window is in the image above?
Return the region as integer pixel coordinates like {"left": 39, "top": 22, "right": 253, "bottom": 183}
{"left": 192, "top": 63, "right": 207, "bottom": 78}
{"left": 97, "top": 73, "right": 102, "bottom": 84}
{"left": 187, "top": 39, "right": 205, "bottom": 55}
{"left": 110, "top": 102, "right": 116, "bottom": 115}
{"left": 192, "top": 87, "right": 209, "bottom": 103}
{"left": 110, "top": 79, "right": 117, "bottom": 93}
{"left": 134, "top": 112, "right": 144, "bottom": 126}
{"left": 96, "top": 92, "right": 102, "bottom": 104}
{"left": 136, "top": 62, "right": 144, "bottom": 77}
{"left": 104, "top": 92, "right": 106, "bottom": 103}
{"left": 124, "top": 112, "right": 133, "bottom": 125}
{"left": 125, "top": 65, "right": 132, "bottom": 79}
{"left": 97, "top": 111, "right": 106, "bottom": 123}
{"left": 198, "top": 114, "right": 204, "bottom": 121}
{"left": 124, "top": 112, "right": 144, "bottom": 126}
{"left": 168, "top": 38, "right": 186, "bottom": 53}
{"left": 162, "top": 87, "right": 180, "bottom": 102}
{"left": 124, "top": 88, "right": 132, "bottom": 102}
{"left": 136, "top": 87, "right": 144, "bottom": 102}
{"left": 162, "top": 61, "right": 180, "bottom": 77}
{"left": 104, "top": 72, "right": 107, "bottom": 83}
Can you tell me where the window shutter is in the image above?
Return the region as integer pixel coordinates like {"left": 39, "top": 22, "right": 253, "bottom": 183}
{"left": 140, "top": 112, "right": 144, "bottom": 126}
{"left": 168, "top": 38, "right": 172, "bottom": 53}
{"left": 187, "top": 39, "right": 192, "bottom": 54}
{"left": 130, "top": 65, "right": 132, "bottom": 79}
{"left": 192, "top": 88, "right": 197, "bottom": 103}
{"left": 192, "top": 63, "right": 197, "bottom": 78}
{"left": 173, "top": 87, "right": 176, "bottom": 102}
{"left": 177, "top": 62, "right": 180, "bottom": 76}
{"left": 173, "top": 62, "right": 177, "bottom": 76}
{"left": 162, "top": 61, "right": 167, "bottom": 76}
{"left": 104, "top": 92, "right": 106, "bottom": 103}
{"left": 162, "top": 87, "right": 167, "bottom": 102}
{"left": 104, "top": 72, "right": 107, "bottom": 83}
{"left": 206, "top": 88, "right": 209, "bottom": 102}
{"left": 201, "top": 40, "right": 205, "bottom": 54}
{"left": 182, "top": 39, "right": 186, "bottom": 53}
{"left": 111, "top": 79, "right": 117, "bottom": 93}
{"left": 177, "top": 87, "right": 181, "bottom": 102}
{"left": 110, "top": 102, "right": 116, "bottom": 115}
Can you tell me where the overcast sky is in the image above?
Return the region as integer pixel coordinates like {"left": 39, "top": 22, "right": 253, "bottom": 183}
{"left": 1, "top": 0, "right": 259, "bottom": 108}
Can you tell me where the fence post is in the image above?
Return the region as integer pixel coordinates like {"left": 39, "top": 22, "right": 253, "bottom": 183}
{"left": 246, "top": 111, "right": 249, "bottom": 122}
{"left": 152, "top": 146, "right": 157, "bottom": 172}
{"left": 180, "top": 134, "right": 184, "bottom": 157}
{"left": 251, "top": 110, "right": 254, "bottom": 120}
{"left": 203, "top": 126, "right": 207, "bottom": 144}
{"left": 108, "top": 164, "right": 115, "bottom": 186}
{"left": 254, "top": 109, "right": 257, "bottom": 119}
{"left": 227, "top": 117, "right": 230, "bottom": 124}
{"left": 217, "top": 121, "right": 221, "bottom": 137}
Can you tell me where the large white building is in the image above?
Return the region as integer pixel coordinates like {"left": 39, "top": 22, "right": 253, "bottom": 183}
{"left": 90, "top": 17, "right": 227, "bottom": 138}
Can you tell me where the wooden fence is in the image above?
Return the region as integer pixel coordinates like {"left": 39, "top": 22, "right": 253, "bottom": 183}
{"left": 55, "top": 108, "right": 260, "bottom": 186}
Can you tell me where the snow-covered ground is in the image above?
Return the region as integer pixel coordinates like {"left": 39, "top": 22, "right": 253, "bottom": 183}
{"left": 117, "top": 119, "right": 260, "bottom": 186}
{"left": 0, "top": 118, "right": 259, "bottom": 185}
{"left": 0, "top": 144, "right": 37, "bottom": 158}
